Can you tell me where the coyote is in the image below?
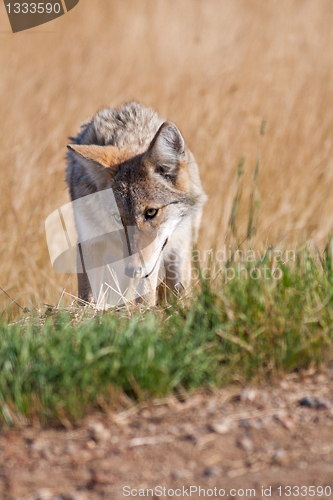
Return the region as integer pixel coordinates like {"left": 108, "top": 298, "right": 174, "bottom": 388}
{"left": 66, "top": 101, "right": 207, "bottom": 307}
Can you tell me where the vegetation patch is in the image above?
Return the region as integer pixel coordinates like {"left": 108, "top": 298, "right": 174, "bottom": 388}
{"left": 1, "top": 242, "right": 333, "bottom": 426}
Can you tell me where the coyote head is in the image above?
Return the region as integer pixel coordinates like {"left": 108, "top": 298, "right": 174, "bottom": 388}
{"left": 67, "top": 122, "right": 199, "bottom": 280}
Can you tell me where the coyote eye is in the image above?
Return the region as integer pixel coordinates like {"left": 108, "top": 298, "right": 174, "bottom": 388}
{"left": 113, "top": 213, "right": 122, "bottom": 224}
{"left": 145, "top": 208, "right": 158, "bottom": 219}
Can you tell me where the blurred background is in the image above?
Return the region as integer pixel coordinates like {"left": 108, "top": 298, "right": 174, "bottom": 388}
{"left": 1, "top": 0, "right": 333, "bottom": 315}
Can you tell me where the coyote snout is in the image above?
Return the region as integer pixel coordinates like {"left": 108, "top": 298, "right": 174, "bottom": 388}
{"left": 66, "top": 101, "right": 207, "bottom": 307}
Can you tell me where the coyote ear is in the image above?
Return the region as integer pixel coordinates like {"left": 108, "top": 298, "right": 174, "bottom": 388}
{"left": 144, "top": 121, "right": 188, "bottom": 186}
{"left": 67, "top": 144, "right": 120, "bottom": 189}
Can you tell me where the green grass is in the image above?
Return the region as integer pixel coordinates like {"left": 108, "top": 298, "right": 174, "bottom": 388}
{"left": 2, "top": 241, "right": 333, "bottom": 426}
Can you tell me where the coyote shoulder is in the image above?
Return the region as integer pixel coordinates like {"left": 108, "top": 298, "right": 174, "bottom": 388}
{"left": 66, "top": 101, "right": 207, "bottom": 307}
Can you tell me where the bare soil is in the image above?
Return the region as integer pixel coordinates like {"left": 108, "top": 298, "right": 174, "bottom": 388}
{"left": 2, "top": 369, "right": 333, "bottom": 500}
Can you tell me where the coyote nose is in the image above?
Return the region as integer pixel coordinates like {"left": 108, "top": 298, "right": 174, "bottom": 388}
{"left": 124, "top": 266, "right": 142, "bottom": 279}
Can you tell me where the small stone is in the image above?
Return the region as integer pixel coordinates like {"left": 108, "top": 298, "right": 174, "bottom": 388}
{"left": 88, "top": 422, "right": 111, "bottom": 443}
{"left": 299, "top": 396, "right": 315, "bottom": 407}
{"left": 203, "top": 466, "right": 222, "bottom": 478}
{"left": 271, "top": 448, "right": 288, "bottom": 466}
{"left": 316, "top": 399, "right": 330, "bottom": 409}
{"left": 172, "top": 469, "right": 193, "bottom": 480}
{"left": 274, "top": 411, "right": 296, "bottom": 430}
{"left": 209, "top": 419, "right": 231, "bottom": 434}
{"left": 274, "top": 410, "right": 287, "bottom": 420}
{"left": 237, "top": 436, "right": 254, "bottom": 452}
{"left": 283, "top": 417, "right": 296, "bottom": 430}
{"left": 182, "top": 429, "right": 197, "bottom": 444}
{"left": 87, "top": 469, "right": 109, "bottom": 487}
{"left": 240, "top": 388, "right": 257, "bottom": 402}
{"left": 183, "top": 424, "right": 198, "bottom": 444}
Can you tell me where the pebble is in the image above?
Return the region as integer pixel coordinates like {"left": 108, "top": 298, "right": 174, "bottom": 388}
{"left": 282, "top": 416, "right": 296, "bottom": 430}
{"left": 172, "top": 469, "right": 193, "bottom": 480}
{"left": 274, "top": 411, "right": 296, "bottom": 430}
{"left": 182, "top": 424, "right": 197, "bottom": 444}
{"left": 209, "top": 419, "right": 231, "bottom": 434}
{"left": 88, "top": 422, "right": 111, "bottom": 443}
{"left": 298, "top": 396, "right": 331, "bottom": 409}
{"left": 240, "top": 388, "right": 257, "bottom": 402}
{"left": 271, "top": 448, "right": 288, "bottom": 466}
{"left": 237, "top": 436, "right": 254, "bottom": 452}
{"left": 299, "top": 396, "right": 315, "bottom": 407}
{"left": 316, "top": 399, "right": 331, "bottom": 409}
{"left": 86, "top": 439, "right": 96, "bottom": 449}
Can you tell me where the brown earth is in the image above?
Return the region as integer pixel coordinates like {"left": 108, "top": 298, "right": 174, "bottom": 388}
{"left": 2, "top": 369, "right": 333, "bottom": 500}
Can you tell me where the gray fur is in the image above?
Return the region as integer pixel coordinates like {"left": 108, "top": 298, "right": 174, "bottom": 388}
{"left": 65, "top": 101, "right": 207, "bottom": 306}
{"left": 66, "top": 102, "right": 164, "bottom": 201}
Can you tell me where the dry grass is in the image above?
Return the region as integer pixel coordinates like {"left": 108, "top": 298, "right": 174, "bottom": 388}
{"left": 1, "top": 0, "right": 333, "bottom": 315}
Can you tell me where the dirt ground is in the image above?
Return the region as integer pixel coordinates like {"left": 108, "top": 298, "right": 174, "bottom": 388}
{"left": 2, "top": 369, "right": 333, "bottom": 500}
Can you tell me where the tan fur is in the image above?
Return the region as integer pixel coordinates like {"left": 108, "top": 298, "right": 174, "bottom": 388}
{"left": 66, "top": 102, "right": 207, "bottom": 307}
{"left": 67, "top": 144, "right": 135, "bottom": 168}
